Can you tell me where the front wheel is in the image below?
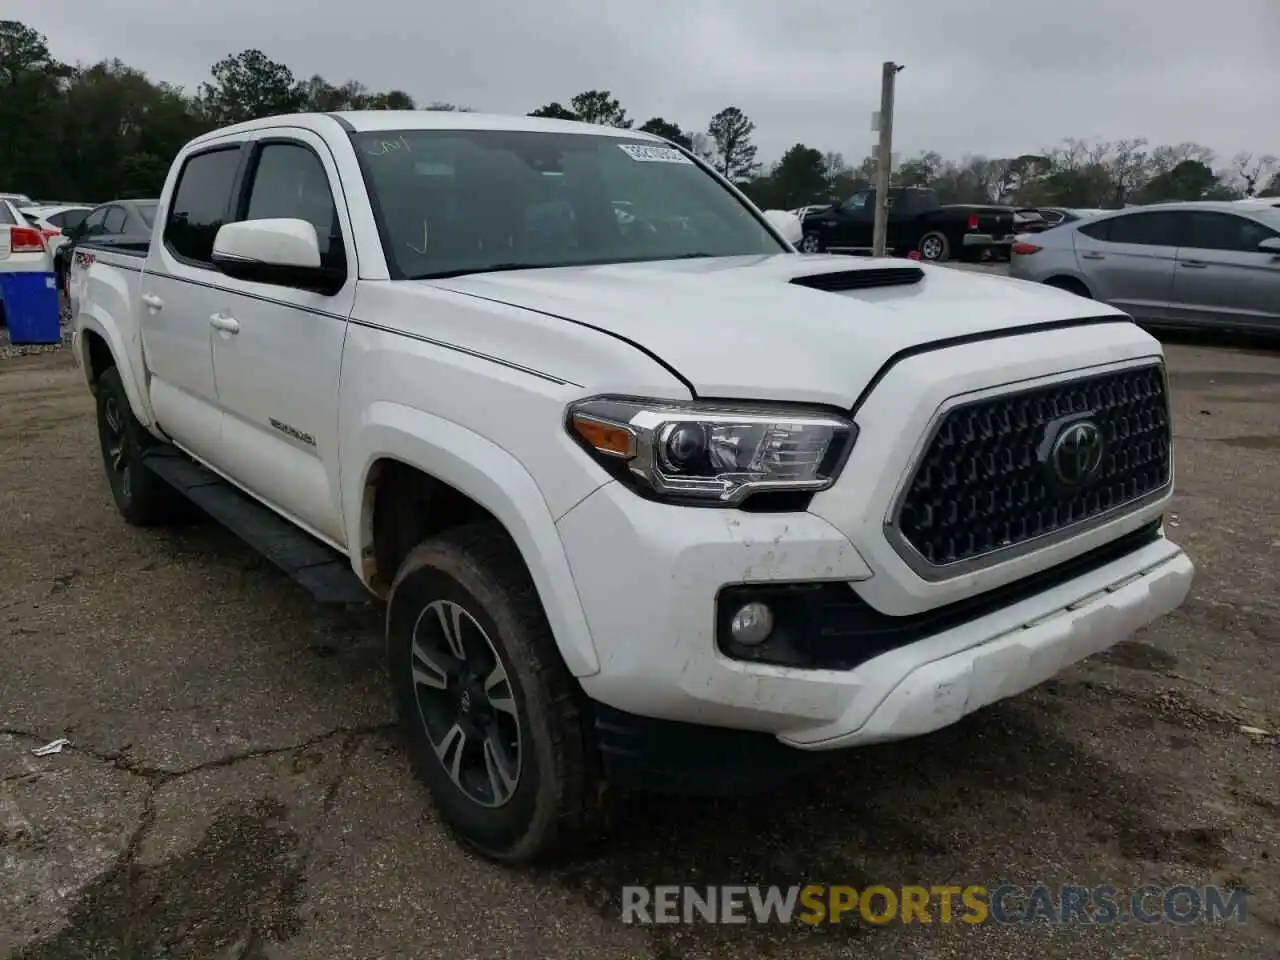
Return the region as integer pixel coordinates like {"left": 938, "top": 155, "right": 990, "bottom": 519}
{"left": 387, "top": 522, "right": 605, "bottom": 864}
{"left": 799, "top": 233, "right": 823, "bottom": 253}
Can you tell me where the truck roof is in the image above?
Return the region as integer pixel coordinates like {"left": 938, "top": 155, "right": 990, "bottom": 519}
{"left": 186, "top": 110, "right": 667, "bottom": 150}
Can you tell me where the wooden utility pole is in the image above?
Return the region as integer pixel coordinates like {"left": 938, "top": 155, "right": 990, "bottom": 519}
{"left": 871, "top": 61, "right": 904, "bottom": 258}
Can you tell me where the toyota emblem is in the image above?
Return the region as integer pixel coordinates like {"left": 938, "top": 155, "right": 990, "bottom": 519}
{"left": 1049, "top": 420, "right": 1105, "bottom": 486}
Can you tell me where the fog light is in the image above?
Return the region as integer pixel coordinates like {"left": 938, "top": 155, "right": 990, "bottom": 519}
{"left": 730, "top": 601, "right": 774, "bottom": 646}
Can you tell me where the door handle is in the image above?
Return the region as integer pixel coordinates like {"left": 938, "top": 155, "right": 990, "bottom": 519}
{"left": 141, "top": 293, "right": 163, "bottom": 311}
{"left": 1179, "top": 260, "right": 1208, "bottom": 269}
{"left": 209, "top": 313, "right": 240, "bottom": 334}
{"left": 1080, "top": 252, "right": 1105, "bottom": 260}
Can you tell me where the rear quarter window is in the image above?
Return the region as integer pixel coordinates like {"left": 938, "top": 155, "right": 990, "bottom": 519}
{"left": 1077, "top": 219, "right": 1111, "bottom": 241}
{"left": 51, "top": 209, "right": 89, "bottom": 230}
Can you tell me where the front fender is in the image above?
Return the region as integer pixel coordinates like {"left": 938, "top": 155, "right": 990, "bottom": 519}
{"left": 341, "top": 401, "right": 601, "bottom": 678}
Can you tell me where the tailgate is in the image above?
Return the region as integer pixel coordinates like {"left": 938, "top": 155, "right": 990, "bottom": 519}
{"left": 977, "top": 209, "right": 1015, "bottom": 238}
{"left": 0, "top": 225, "right": 10, "bottom": 260}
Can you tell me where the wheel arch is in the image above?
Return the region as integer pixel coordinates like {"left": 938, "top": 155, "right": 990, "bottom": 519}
{"left": 1043, "top": 274, "right": 1094, "bottom": 298}
{"left": 344, "top": 402, "right": 601, "bottom": 678}
{"left": 76, "top": 315, "right": 153, "bottom": 425}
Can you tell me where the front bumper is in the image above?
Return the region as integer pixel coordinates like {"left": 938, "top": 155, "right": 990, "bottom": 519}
{"left": 559, "top": 481, "right": 1193, "bottom": 751}
{"left": 787, "top": 540, "right": 1192, "bottom": 748}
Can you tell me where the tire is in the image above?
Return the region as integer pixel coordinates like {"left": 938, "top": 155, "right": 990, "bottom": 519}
{"left": 95, "top": 366, "right": 184, "bottom": 526}
{"left": 1045, "top": 276, "right": 1092, "bottom": 298}
{"left": 799, "top": 233, "right": 823, "bottom": 254}
{"left": 917, "top": 232, "right": 950, "bottom": 262}
{"left": 387, "top": 522, "right": 604, "bottom": 864}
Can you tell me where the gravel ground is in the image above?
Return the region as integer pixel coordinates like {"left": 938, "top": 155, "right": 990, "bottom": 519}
{"left": 0, "top": 329, "right": 1277, "bottom": 959}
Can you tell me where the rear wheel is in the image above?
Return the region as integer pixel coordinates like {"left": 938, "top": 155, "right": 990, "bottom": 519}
{"left": 799, "top": 233, "right": 822, "bottom": 253}
{"left": 387, "top": 522, "right": 605, "bottom": 864}
{"left": 95, "top": 366, "right": 184, "bottom": 526}
{"left": 917, "top": 231, "right": 950, "bottom": 262}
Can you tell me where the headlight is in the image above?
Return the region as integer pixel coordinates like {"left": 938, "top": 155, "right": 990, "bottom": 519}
{"left": 566, "top": 396, "right": 856, "bottom": 505}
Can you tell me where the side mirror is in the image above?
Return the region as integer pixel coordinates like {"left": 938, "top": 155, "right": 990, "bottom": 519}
{"left": 212, "top": 218, "right": 344, "bottom": 294}
{"left": 1257, "top": 236, "right": 1280, "bottom": 255}
{"left": 762, "top": 209, "right": 803, "bottom": 246}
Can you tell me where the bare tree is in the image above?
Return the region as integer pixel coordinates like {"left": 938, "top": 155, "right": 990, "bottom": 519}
{"left": 688, "top": 131, "right": 716, "bottom": 163}
{"left": 1105, "top": 138, "right": 1150, "bottom": 206}
{"left": 896, "top": 150, "right": 944, "bottom": 187}
{"left": 1148, "top": 142, "right": 1215, "bottom": 177}
{"left": 1231, "top": 152, "right": 1279, "bottom": 197}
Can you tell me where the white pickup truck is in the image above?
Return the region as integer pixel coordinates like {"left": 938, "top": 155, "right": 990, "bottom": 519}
{"left": 70, "top": 111, "right": 1194, "bottom": 864}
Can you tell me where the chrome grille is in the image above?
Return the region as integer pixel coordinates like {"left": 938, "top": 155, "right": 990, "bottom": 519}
{"left": 890, "top": 363, "right": 1171, "bottom": 573}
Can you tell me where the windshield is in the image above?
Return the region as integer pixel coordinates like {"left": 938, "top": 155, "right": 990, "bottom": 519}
{"left": 1247, "top": 208, "right": 1280, "bottom": 232}
{"left": 136, "top": 202, "right": 158, "bottom": 228}
{"left": 352, "top": 129, "right": 785, "bottom": 279}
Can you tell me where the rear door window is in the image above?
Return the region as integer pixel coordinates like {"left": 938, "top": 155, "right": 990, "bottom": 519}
{"left": 1077, "top": 218, "right": 1110, "bottom": 241}
{"left": 1103, "top": 211, "right": 1185, "bottom": 246}
{"left": 80, "top": 207, "right": 109, "bottom": 237}
{"left": 164, "top": 146, "right": 243, "bottom": 265}
{"left": 103, "top": 206, "right": 127, "bottom": 234}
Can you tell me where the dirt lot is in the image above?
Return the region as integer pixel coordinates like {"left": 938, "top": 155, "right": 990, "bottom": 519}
{"left": 1, "top": 333, "right": 1277, "bottom": 959}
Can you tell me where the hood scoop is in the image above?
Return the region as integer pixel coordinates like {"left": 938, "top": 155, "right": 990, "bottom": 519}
{"left": 790, "top": 265, "right": 924, "bottom": 293}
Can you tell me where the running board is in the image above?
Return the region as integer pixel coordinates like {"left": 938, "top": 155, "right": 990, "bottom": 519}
{"left": 142, "top": 446, "right": 371, "bottom": 605}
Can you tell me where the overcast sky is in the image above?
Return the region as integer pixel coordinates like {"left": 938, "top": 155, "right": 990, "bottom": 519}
{"left": 13, "top": 0, "right": 1280, "bottom": 166}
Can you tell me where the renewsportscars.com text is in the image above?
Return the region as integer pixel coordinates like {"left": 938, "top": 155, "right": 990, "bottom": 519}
{"left": 621, "top": 884, "right": 1249, "bottom": 926}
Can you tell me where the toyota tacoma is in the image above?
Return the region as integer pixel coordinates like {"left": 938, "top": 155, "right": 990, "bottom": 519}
{"left": 70, "top": 111, "right": 1193, "bottom": 864}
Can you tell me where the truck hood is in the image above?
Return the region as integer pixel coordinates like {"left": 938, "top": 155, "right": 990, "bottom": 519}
{"left": 427, "top": 254, "right": 1127, "bottom": 408}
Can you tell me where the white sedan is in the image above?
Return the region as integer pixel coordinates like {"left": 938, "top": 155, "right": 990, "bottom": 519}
{"left": 0, "top": 199, "right": 52, "bottom": 274}
{"left": 1, "top": 198, "right": 55, "bottom": 335}
{"left": 20, "top": 204, "right": 92, "bottom": 286}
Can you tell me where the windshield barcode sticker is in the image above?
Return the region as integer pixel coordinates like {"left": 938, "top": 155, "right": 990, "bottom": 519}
{"left": 617, "top": 144, "right": 693, "bottom": 164}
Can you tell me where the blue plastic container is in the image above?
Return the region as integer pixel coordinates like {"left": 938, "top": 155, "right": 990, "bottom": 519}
{"left": 0, "top": 271, "right": 62, "bottom": 345}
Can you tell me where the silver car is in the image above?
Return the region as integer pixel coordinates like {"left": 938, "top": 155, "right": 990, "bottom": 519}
{"left": 1009, "top": 201, "right": 1280, "bottom": 333}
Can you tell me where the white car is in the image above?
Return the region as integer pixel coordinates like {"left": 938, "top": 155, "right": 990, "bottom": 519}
{"left": 21, "top": 204, "right": 94, "bottom": 292}
{"left": 0, "top": 198, "right": 52, "bottom": 275}
{"left": 20, "top": 204, "right": 93, "bottom": 256}
{"left": 1233, "top": 196, "right": 1280, "bottom": 209}
{"left": 72, "top": 111, "right": 1194, "bottom": 864}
